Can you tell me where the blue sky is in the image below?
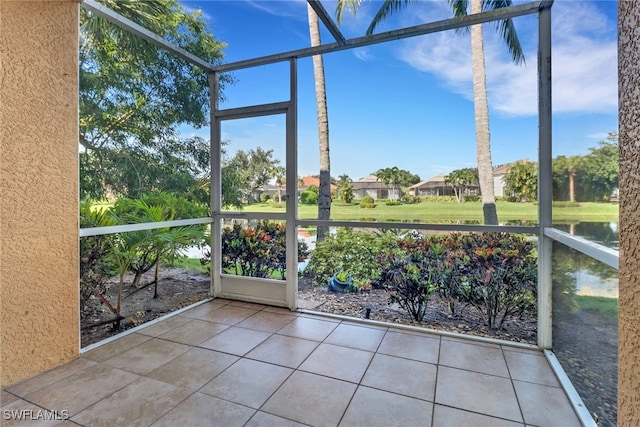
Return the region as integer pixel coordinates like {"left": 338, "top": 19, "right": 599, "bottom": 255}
{"left": 180, "top": 0, "right": 618, "bottom": 181}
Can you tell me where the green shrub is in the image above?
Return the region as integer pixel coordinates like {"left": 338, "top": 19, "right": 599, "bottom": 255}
{"left": 300, "top": 190, "right": 318, "bottom": 205}
{"left": 360, "top": 195, "right": 375, "bottom": 204}
{"left": 458, "top": 233, "right": 537, "bottom": 329}
{"left": 374, "top": 232, "right": 538, "bottom": 327}
{"left": 359, "top": 196, "right": 376, "bottom": 208}
{"left": 385, "top": 200, "right": 402, "bottom": 206}
{"left": 79, "top": 201, "right": 117, "bottom": 317}
{"left": 375, "top": 255, "right": 438, "bottom": 321}
{"left": 260, "top": 194, "right": 270, "bottom": 203}
{"left": 113, "top": 191, "right": 208, "bottom": 219}
{"left": 401, "top": 195, "right": 421, "bottom": 204}
{"left": 421, "top": 196, "right": 457, "bottom": 203}
{"left": 202, "top": 221, "right": 309, "bottom": 280}
{"left": 304, "top": 228, "right": 398, "bottom": 286}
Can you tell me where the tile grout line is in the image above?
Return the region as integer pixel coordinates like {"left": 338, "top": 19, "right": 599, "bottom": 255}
{"left": 501, "top": 345, "right": 528, "bottom": 425}
{"left": 334, "top": 324, "right": 390, "bottom": 427}
{"left": 430, "top": 334, "right": 443, "bottom": 427}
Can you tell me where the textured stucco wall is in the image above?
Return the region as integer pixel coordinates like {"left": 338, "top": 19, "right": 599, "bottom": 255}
{"left": 618, "top": 1, "right": 640, "bottom": 425}
{"left": 0, "top": 0, "right": 79, "bottom": 387}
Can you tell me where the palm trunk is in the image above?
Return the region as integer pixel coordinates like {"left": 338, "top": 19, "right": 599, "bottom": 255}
{"left": 471, "top": 0, "right": 498, "bottom": 225}
{"left": 569, "top": 168, "right": 576, "bottom": 202}
{"left": 307, "top": 4, "right": 331, "bottom": 241}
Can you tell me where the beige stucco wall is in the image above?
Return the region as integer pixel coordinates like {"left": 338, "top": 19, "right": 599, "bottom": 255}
{"left": 0, "top": 0, "right": 80, "bottom": 387}
{"left": 618, "top": 0, "right": 640, "bottom": 425}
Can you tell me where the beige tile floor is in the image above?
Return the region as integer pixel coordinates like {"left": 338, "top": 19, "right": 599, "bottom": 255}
{"left": 1, "top": 299, "right": 582, "bottom": 427}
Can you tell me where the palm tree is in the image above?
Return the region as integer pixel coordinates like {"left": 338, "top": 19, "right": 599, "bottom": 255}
{"left": 337, "top": 0, "right": 524, "bottom": 225}
{"left": 272, "top": 166, "right": 286, "bottom": 203}
{"left": 307, "top": 4, "right": 332, "bottom": 241}
{"left": 374, "top": 166, "right": 402, "bottom": 200}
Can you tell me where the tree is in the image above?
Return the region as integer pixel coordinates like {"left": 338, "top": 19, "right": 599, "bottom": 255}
{"left": 307, "top": 4, "right": 332, "bottom": 241}
{"left": 337, "top": 0, "right": 525, "bottom": 225}
{"left": 374, "top": 167, "right": 420, "bottom": 199}
{"left": 272, "top": 166, "right": 286, "bottom": 203}
{"left": 229, "top": 147, "right": 280, "bottom": 202}
{"left": 445, "top": 167, "right": 479, "bottom": 203}
{"left": 374, "top": 167, "right": 400, "bottom": 200}
{"left": 80, "top": 0, "right": 232, "bottom": 200}
{"left": 552, "top": 155, "right": 581, "bottom": 202}
{"left": 578, "top": 133, "right": 619, "bottom": 201}
{"left": 504, "top": 161, "right": 537, "bottom": 202}
{"left": 337, "top": 174, "right": 355, "bottom": 203}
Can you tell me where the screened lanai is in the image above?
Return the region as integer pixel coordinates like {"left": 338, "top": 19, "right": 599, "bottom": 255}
{"left": 1, "top": 0, "right": 628, "bottom": 426}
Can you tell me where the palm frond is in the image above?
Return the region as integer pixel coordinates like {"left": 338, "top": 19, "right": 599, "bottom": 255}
{"left": 449, "top": 0, "right": 469, "bottom": 17}
{"left": 448, "top": 0, "right": 470, "bottom": 34}
{"left": 367, "top": 0, "right": 415, "bottom": 35}
{"left": 496, "top": 16, "right": 525, "bottom": 65}
{"left": 448, "top": 0, "right": 525, "bottom": 64}
{"left": 335, "top": 0, "right": 363, "bottom": 23}
{"left": 483, "top": 0, "right": 525, "bottom": 65}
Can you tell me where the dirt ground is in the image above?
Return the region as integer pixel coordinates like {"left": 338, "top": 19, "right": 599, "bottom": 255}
{"left": 81, "top": 268, "right": 211, "bottom": 347}
{"left": 81, "top": 269, "right": 537, "bottom": 346}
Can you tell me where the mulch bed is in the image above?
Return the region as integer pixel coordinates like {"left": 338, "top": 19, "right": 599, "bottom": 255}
{"left": 82, "top": 270, "right": 537, "bottom": 347}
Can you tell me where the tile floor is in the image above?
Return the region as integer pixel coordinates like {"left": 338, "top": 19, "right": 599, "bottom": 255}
{"left": 1, "top": 299, "right": 582, "bottom": 427}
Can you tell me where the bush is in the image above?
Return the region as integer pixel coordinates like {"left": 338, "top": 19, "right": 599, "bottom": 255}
{"left": 300, "top": 190, "right": 318, "bottom": 205}
{"left": 385, "top": 200, "right": 402, "bottom": 206}
{"left": 113, "top": 191, "right": 208, "bottom": 219}
{"left": 401, "top": 194, "right": 421, "bottom": 204}
{"left": 202, "top": 221, "right": 309, "bottom": 280}
{"left": 360, "top": 195, "right": 375, "bottom": 204}
{"left": 359, "top": 195, "right": 376, "bottom": 208}
{"left": 373, "top": 232, "right": 538, "bottom": 328}
{"left": 457, "top": 233, "right": 537, "bottom": 329}
{"left": 79, "top": 201, "right": 117, "bottom": 320}
{"left": 304, "top": 228, "right": 398, "bottom": 286}
{"left": 260, "top": 194, "right": 270, "bottom": 203}
{"left": 375, "top": 255, "right": 438, "bottom": 321}
{"left": 421, "top": 196, "right": 457, "bottom": 203}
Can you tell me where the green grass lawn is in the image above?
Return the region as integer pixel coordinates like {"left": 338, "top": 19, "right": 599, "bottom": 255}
{"left": 170, "top": 258, "right": 210, "bottom": 274}
{"left": 240, "top": 200, "right": 619, "bottom": 223}
{"left": 575, "top": 295, "right": 618, "bottom": 321}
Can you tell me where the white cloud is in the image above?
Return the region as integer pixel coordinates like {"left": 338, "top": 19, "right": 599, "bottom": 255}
{"left": 352, "top": 47, "right": 372, "bottom": 61}
{"left": 587, "top": 132, "right": 610, "bottom": 140}
{"left": 244, "top": 0, "right": 307, "bottom": 20}
{"left": 396, "top": 1, "right": 617, "bottom": 117}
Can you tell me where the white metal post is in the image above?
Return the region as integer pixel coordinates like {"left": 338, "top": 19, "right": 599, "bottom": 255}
{"left": 285, "top": 58, "right": 299, "bottom": 310}
{"left": 210, "top": 72, "right": 222, "bottom": 297}
{"left": 537, "top": 3, "right": 553, "bottom": 349}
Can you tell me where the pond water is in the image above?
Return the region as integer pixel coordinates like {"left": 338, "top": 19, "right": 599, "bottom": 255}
{"left": 553, "top": 221, "right": 619, "bottom": 298}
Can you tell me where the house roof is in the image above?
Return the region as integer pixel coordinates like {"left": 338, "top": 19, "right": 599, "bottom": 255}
{"left": 299, "top": 176, "right": 337, "bottom": 191}
{"left": 493, "top": 159, "right": 529, "bottom": 176}
{"left": 408, "top": 174, "right": 448, "bottom": 190}
{"left": 356, "top": 174, "right": 381, "bottom": 182}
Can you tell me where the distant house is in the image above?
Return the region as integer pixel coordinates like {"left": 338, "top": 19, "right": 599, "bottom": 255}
{"left": 352, "top": 175, "right": 400, "bottom": 200}
{"left": 252, "top": 176, "right": 337, "bottom": 202}
{"left": 408, "top": 162, "right": 528, "bottom": 199}
{"left": 492, "top": 164, "right": 510, "bottom": 198}
{"left": 298, "top": 176, "right": 337, "bottom": 193}
{"left": 251, "top": 183, "right": 278, "bottom": 201}
{"left": 493, "top": 160, "right": 529, "bottom": 197}
{"left": 408, "top": 174, "right": 458, "bottom": 197}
